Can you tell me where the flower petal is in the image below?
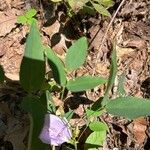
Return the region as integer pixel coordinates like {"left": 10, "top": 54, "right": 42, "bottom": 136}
{"left": 39, "top": 114, "right": 72, "bottom": 146}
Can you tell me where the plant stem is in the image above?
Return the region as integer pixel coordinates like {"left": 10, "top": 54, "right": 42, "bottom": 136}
{"left": 74, "top": 141, "right": 78, "bottom": 150}
{"left": 52, "top": 145, "right": 56, "bottom": 150}
{"left": 92, "top": 0, "right": 126, "bottom": 75}
{"left": 61, "top": 86, "right": 65, "bottom": 101}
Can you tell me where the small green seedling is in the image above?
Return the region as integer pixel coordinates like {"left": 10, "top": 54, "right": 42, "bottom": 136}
{"left": 17, "top": 9, "right": 37, "bottom": 25}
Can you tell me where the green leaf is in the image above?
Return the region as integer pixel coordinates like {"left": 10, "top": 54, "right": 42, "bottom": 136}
{"left": 67, "top": 0, "right": 88, "bottom": 11}
{"left": 94, "top": 0, "right": 114, "bottom": 8}
{"left": 84, "top": 131, "right": 106, "bottom": 150}
{"left": 86, "top": 108, "right": 103, "bottom": 118}
{"left": 20, "top": 21, "right": 45, "bottom": 92}
{"left": 64, "top": 110, "right": 74, "bottom": 121}
{"left": 27, "top": 18, "right": 37, "bottom": 25}
{"left": 91, "top": 97, "right": 103, "bottom": 111}
{"left": 91, "top": 2, "right": 111, "bottom": 16}
{"left": 89, "top": 121, "right": 108, "bottom": 132}
{"left": 65, "top": 37, "right": 88, "bottom": 71}
{"left": 39, "top": 92, "right": 49, "bottom": 110}
{"left": 45, "top": 47, "right": 67, "bottom": 86}
{"left": 102, "top": 43, "right": 117, "bottom": 106}
{"left": 17, "top": 15, "right": 27, "bottom": 24}
{"left": 117, "top": 73, "right": 126, "bottom": 97}
{"left": 25, "top": 9, "right": 37, "bottom": 18}
{"left": 81, "top": 5, "right": 96, "bottom": 15}
{"left": 106, "top": 96, "right": 150, "bottom": 119}
{"left": 45, "top": 90, "right": 56, "bottom": 113}
{"left": 21, "top": 96, "right": 48, "bottom": 150}
{"left": 101, "top": 0, "right": 114, "bottom": 7}
{"left": 66, "top": 76, "right": 107, "bottom": 92}
{"left": 0, "top": 65, "right": 4, "bottom": 83}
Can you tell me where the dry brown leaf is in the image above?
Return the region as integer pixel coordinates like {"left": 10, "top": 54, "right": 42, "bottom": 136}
{"left": 116, "top": 45, "right": 135, "bottom": 59}
{"left": 0, "top": 10, "right": 17, "bottom": 37}
{"left": 4, "top": 126, "right": 28, "bottom": 150}
{"left": 74, "top": 104, "right": 84, "bottom": 117}
{"left": 70, "top": 118, "right": 86, "bottom": 127}
{"left": 0, "top": 103, "right": 11, "bottom": 115}
{"left": 42, "top": 20, "right": 66, "bottom": 55}
{"left": 5, "top": 73, "right": 19, "bottom": 81}
{"left": 96, "top": 63, "right": 109, "bottom": 76}
{"left": 132, "top": 117, "right": 148, "bottom": 144}
{"left": 4, "top": 117, "right": 28, "bottom": 150}
{"left": 52, "top": 97, "right": 64, "bottom": 107}
{"left": 123, "top": 39, "right": 146, "bottom": 49}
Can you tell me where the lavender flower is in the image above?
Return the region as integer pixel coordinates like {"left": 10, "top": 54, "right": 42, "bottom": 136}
{"left": 39, "top": 114, "right": 72, "bottom": 146}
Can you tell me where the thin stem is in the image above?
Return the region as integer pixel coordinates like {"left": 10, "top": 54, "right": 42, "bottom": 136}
{"left": 74, "top": 141, "right": 78, "bottom": 150}
{"left": 77, "top": 122, "right": 89, "bottom": 141}
{"left": 61, "top": 86, "right": 65, "bottom": 101}
{"left": 75, "top": 107, "right": 105, "bottom": 141}
{"left": 92, "top": 0, "right": 126, "bottom": 75}
{"left": 52, "top": 145, "right": 56, "bottom": 150}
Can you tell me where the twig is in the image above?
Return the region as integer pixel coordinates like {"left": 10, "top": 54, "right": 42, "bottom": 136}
{"left": 92, "top": 0, "right": 126, "bottom": 75}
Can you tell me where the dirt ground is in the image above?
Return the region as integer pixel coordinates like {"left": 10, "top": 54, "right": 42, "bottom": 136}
{"left": 0, "top": 0, "right": 150, "bottom": 149}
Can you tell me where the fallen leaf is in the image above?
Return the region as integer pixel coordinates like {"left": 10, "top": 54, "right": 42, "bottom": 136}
{"left": 4, "top": 117, "right": 28, "bottom": 150}
{"left": 116, "top": 45, "right": 135, "bottom": 59}
{"left": 53, "top": 97, "right": 64, "bottom": 107}
{"left": 132, "top": 117, "right": 148, "bottom": 144}
{"left": 0, "top": 10, "right": 17, "bottom": 37}
{"left": 74, "top": 104, "right": 84, "bottom": 117}
{"left": 5, "top": 73, "right": 19, "bottom": 81}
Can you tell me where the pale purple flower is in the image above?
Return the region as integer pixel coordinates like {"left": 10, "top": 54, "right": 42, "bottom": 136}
{"left": 39, "top": 114, "right": 72, "bottom": 146}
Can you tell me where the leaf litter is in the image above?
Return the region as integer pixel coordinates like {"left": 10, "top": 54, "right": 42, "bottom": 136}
{"left": 0, "top": 0, "right": 150, "bottom": 149}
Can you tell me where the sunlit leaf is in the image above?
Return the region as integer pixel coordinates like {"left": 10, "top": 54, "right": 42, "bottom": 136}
{"left": 17, "top": 16, "right": 27, "bottom": 24}
{"left": 66, "top": 76, "right": 107, "bottom": 92}
{"left": 106, "top": 96, "right": 150, "bottom": 119}
{"left": 94, "top": 0, "right": 114, "bottom": 8}
{"left": 20, "top": 21, "right": 45, "bottom": 92}
{"left": 85, "top": 131, "right": 106, "bottom": 150}
{"left": 86, "top": 109, "right": 103, "bottom": 118}
{"left": 89, "top": 121, "right": 108, "bottom": 132}
{"left": 102, "top": 43, "right": 117, "bottom": 106}
{"left": 25, "top": 9, "right": 37, "bottom": 18}
{"left": 45, "top": 47, "right": 67, "bottom": 86}
{"left": 91, "top": 2, "right": 111, "bottom": 16}
{"left": 67, "top": 0, "right": 88, "bottom": 12}
{"left": 64, "top": 110, "right": 74, "bottom": 121}
{"left": 27, "top": 18, "right": 37, "bottom": 25}
{"left": 65, "top": 37, "right": 88, "bottom": 71}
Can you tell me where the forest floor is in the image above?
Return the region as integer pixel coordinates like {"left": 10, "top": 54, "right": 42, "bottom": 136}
{"left": 0, "top": 0, "right": 150, "bottom": 149}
